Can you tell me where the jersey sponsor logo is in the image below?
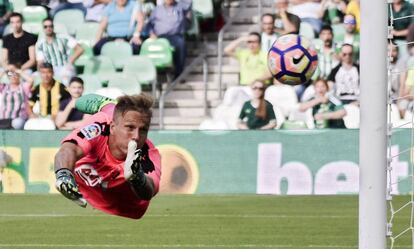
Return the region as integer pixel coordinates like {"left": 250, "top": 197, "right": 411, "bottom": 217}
{"left": 75, "top": 164, "right": 103, "bottom": 187}
{"left": 80, "top": 123, "right": 102, "bottom": 140}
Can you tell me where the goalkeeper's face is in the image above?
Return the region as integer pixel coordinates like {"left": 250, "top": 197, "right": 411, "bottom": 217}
{"left": 110, "top": 110, "right": 150, "bottom": 157}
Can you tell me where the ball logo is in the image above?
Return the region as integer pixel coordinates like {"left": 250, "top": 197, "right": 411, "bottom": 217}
{"left": 268, "top": 34, "right": 318, "bottom": 85}
{"left": 158, "top": 145, "right": 199, "bottom": 194}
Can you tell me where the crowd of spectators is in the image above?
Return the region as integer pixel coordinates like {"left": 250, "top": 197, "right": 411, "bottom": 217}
{"left": 0, "top": 0, "right": 197, "bottom": 130}
{"left": 207, "top": 0, "right": 414, "bottom": 130}
{"left": 1, "top": 0, "right": 413, "bottom": 130}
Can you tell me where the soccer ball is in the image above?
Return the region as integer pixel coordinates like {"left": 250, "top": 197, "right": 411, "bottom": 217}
{"left": 268, "top": 34, "right": 318, "bottom": 85}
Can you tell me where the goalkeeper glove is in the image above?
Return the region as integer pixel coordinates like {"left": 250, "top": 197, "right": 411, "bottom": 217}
{"left": 124, "top": 140, "right": 147, "bottom": 188}
{"left": 55, "top": 168, "right": 87, "bottom": 208}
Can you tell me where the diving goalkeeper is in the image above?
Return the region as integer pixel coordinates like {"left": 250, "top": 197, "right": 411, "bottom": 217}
{"left": 54, "top": 93, "right": 161, "bottom": 219}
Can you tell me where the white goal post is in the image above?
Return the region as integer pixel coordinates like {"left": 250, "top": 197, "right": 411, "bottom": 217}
{"left": 359, "top": 0, "right": 388, "bottom": 248}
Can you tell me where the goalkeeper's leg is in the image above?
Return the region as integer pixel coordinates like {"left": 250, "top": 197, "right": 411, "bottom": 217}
{"left": 75, "top": 94, "right": 117, "bottom": 115}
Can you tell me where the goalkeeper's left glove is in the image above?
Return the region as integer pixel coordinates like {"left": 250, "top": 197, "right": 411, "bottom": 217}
{"left": 55, "top": 168, "right": 87, "bottom": 208}
{"left": 124, "top": 140, "right": 146, "bottom": 188}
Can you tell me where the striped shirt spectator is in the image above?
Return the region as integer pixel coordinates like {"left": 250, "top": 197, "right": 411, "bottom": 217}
{"left": 36, "top": 35, "right": 78, "bottom": 67}
{"left": 36, "top": 18, "right": 84, "bottom": 85}
{"left": 0, "top": 64, "right": 34, "bottom": 129}
{"left": 0, "top": 83, "right": 30, "bottom": 118}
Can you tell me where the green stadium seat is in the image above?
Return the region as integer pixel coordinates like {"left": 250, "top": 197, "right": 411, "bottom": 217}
{"left": 54, "top": 22, "right": 69, "bottom": 36}
{"left": 186, "top": 11, "right": 200, "bottom": 38}
{"left": 140, "top": 38, "right": 174, "bottom": 70}
{"left": 22, "top": 6, "right": 47, "bottom": 23}
{"left": 192, "top": 0, "right": 214, "bottom": 19}
{"left": 83, "top": 56, "right": 116, "bottom": 79}
{"left": 74, "top": 41, "right": 95, "bottom": 68}
{"left": 78, "top": 74, "right": 105, "bottom": 95}
{"left": 280, "top": 120, "right": 308, "bottom": 130}
{"left": 10, "top": 0, "right": 26, "bottom": 13}
{"left": 332, "top": 24, "right": 346, "bottom": 41}
{"left": 299, "top": 22, "right": 315, "bottom": 40}
{"left": 101, "top": 40, "right": 133, "bottom": 70}
{"left": 22, "top": 22, "right": 43, "bottom": 35}
{"left": 123, "top": 56, "right": 157, "bottom": 86}
{"left": 75, "top": 22, "right": 100, "bottom": 46}
{"left": 107, "top": 73, "right": 142, "bottom": 95}
{"left": 54, "top": 9, "right": 85, "bottom": 36}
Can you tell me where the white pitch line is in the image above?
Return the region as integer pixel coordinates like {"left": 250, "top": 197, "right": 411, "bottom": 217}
{"left": 0, "top": 214, "right": 359, "bottom": 219}
{"left": 0, "top": 244, "right": 412, "bottom": 248}
{"left": 0, "top": 244, "right": 294, "bottom": 248}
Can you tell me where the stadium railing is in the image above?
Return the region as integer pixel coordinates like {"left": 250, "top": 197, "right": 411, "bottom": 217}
{"left": 217, "top": 0, "right": 253, "bottom": 99}
{"left": 158, "top": 52, "right": 208, "bottom": 129}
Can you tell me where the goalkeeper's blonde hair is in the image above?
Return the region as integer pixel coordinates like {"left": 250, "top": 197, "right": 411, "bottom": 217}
{"left": 114, "top": 93, "right": 154, "bottom": 120}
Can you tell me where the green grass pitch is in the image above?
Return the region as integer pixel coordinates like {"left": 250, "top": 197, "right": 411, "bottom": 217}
{"left": 0, "top": 194, "right": 411, "bottom": 249}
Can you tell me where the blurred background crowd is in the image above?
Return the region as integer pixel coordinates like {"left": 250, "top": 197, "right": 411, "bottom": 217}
{"left": 0, "top": 0, "right": 411, "bottom": 130}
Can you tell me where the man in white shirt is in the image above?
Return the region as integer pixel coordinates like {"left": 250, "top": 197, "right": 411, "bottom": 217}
{"left": 260, "top": 13, "right": 278, "bottom": 53}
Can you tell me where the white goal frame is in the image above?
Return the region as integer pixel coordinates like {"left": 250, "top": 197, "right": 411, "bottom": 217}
{"left": 359, "top": 0, "right": 388, "bottom": 248}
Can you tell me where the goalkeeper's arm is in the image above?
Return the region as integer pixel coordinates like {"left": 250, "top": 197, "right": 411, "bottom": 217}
{"left": 54, "top": 142, "right": 87, "bottom": 207}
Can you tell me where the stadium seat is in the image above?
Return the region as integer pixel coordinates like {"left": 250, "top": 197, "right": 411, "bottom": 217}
{"left": 192, "top": 0, "right": 214, "bottom": 19}
{"left": 101, "top": 40, "right": 133, "bottom": 70}
{"left": 264, "top": 84, "right": 299, "bottom": 118}
{"left": 107, "top": 73, "right": 142, "bottom": 95}
{"left": 22, "top": 22, "right": 42, "bottom": 35}
{"left": 186, "top": 11, "right": 200, "bottom": 39}
{"left": 74, "top": 41, "right": 94, "bottom": 68}
{"left": 10, "top": 0, "right": 27, "bottom": 13}
{"left": 95, "top": 87, "right": 124, "bottom": 99}
{"left": 83, "top": 55, "right": 116, "bottom": 78}
{"left": 54, "top": 22, "right": 69, "bottom": 36}
{"left": 2, "top": 24, "right": 10, "bottom": 36}
{"left": 24, "top": 117, "right": 56, "bottom": 130}
{"left": 123, "top": 56, "right": 157, "bottom": 86}
{"left": 299, "top": 22, "right": 315, "bottom": 40}
{"left": 140, "top": 38, "right": 174, "bottom": 70}
{"left": 343, "top": 104, "right": 360, "bottom": 129}
{"left": 332, "top": 24, "right": 346, "bottom": 41}
{"left": 22, "top": 6, "right": 47, "bottom": 23}
{"left": 75, "top": 22, "right": 100, "bottom": 46}
{"left": 54, "top": 9, "right": 85, "bottom": 36}
{"left": 78, "top": 74, "right": 105, "bottom": 95}
{"left": 280, "top": 120, "right": 308, "bottom": 129}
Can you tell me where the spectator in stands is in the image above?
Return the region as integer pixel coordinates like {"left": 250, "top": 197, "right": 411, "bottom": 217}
{"left": 274, "top": 0, "right": 301, "bottom": 35}
{"left": 398, "top": 41, "right": 414, "bottom": 118}
{"left": 147, "top": 0, "right": 192, "bottom": 78}
{"left": 84, "top": 0, "right": 112, "bottom": 22}
{"left": 94, "top": 0, "right": 145, "bottom": 55}
{"left": 0, "top": 0, "right": 12, "bottom": 38}
{"left": 27, "top": 63, "right": 70, "bottom": 121}
{"left": 319, "top": 0, "right": 346, "bottom": 25}
{"left": 0, "top": 64, "right": 34, "bottom": 129}
{"left": 389, "top": 44, "right": 402, "bottom": 102}
{"left": 335, "top": 14, "right": 360, "bottom": 63}
{"left": 346, "top": 0, "right": 360, "bottom": 33}
{"left": 50, "top": 0, "right": 87, "bottom": 17}
{"left": 238, "top": 80, "right": 276, "bottom": 130}
{"left": 315, "top": 25, "right": 339, "bottom": 80}
{"left": 36, "top": 18, "right": 84, "bottom": 85}
{"left": 327, "top": 43, "right": 360, "bottom": 105}
{"left": 299, "top": 78, "right": 346, "bottom": 128}
{"left": 390, "top": 0, "right": 414, "bottom": 41}
{"left": 289, "top": 0, "right": 322, "bottom": 34}
{"left": 2, "top": 13, "right": 37, "bottom": 72}
{"left": 224, "top": 32, "right": 269, "bottom": 86}
{"left": 55, "top": 77, "right": 89, "bottom": 129}
{"left": 260, "top": 13, "right": 277, "bottom": 53}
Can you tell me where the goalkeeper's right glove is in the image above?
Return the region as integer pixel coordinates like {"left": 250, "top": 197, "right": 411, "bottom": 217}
{"left": 55, "top": 168, "right": 87, "bottom": 208}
